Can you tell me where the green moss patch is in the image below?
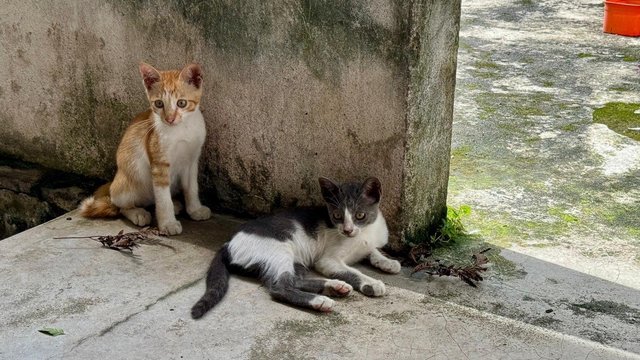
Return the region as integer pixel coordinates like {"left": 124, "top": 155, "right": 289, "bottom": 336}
{"left": 474, "top": 59, "right": 500, "bottom": 70}
{"left": 548, "top": 207, "right": 579, "bottom": 223}
{"left": 475, "top": 92, "right": 556, "bottom": 121}
{"left": 608, "top": 84, "right": 633, "bottom": 92}
{"left": 592, "top": 102, "right": 640, "bottom": 141}
{"left": 560, "top": 123, "right": 579, "bottom": 132}
{"left": 451, "top": 145, "right": 472, "bottom": 158}
{"left": 461, "top": 207, "right": 579, "bottom": 248}
{"left": 471, "top": 51, "right": 501, "bottom": 79}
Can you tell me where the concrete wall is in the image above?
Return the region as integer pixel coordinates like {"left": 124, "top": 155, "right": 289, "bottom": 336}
{"left": 0, "top": 0, "right": 460, "bottom": 246}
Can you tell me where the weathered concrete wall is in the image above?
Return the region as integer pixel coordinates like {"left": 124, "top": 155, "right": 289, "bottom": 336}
{"left": 0, "top": 0, "right": 460, "bottom": 246}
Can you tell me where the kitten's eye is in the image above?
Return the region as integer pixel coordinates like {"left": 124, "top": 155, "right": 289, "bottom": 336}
{"left": 355, "top": 212, "right": 366, "bottom": 220}
{"left": 332, "top": 211, "right": 343, "bottom": 220}
{"left": 154, "top": 100, "right": 164, "bottom": 108}
{"left": 177, "top": 99, "right": 187, "bottom": 108}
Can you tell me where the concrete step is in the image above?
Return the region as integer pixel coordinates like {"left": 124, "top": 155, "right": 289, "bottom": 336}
{"left": 1, "top": 213, "right": 638, "bottom": 359}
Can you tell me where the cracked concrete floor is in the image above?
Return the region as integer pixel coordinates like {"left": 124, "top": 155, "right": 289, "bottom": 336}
{"left": 2, "top": 0, "right": 640, "bottom": 359}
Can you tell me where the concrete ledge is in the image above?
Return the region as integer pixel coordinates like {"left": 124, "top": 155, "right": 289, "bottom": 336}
{"left": 1, "top": 213, "right": 638, "bottom": 359}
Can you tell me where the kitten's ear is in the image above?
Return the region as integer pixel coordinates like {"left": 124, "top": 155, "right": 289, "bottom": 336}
{"left": 318, "top": 177, "right": 340, "bottom": 204}
{"left": 361, "top": 177, "right": 382, "bottom": 204}
{"left": 139, "top": 62, "right": 161, "bottom": 92}
{"left": 180, "top": 63, "right": 203, "bottom": 89}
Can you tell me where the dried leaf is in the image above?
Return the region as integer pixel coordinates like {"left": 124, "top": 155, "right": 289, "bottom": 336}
{"left": 411, "top": 248, "right": 491, "bottom": 288}
{"left": 38, "top": 327, "right": 65, "bottom": 336}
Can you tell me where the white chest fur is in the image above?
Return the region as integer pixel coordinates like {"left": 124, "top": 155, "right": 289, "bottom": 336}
{"left": 154, "top": 108, "right": 206, "bottom": 174}
{"left": 318, "top": 210, "right": 389, "bottom": 265}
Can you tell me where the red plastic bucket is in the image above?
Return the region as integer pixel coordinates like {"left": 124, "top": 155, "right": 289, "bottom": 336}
{"left": 604, "top": 0, "right": 640, "bottom": 36}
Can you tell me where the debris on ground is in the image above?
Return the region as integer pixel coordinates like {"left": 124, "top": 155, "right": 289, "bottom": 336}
{"left": 411, "top": 248, "right": 491, "bottom": 288}
{"left": 38, "top": 327, "right": 65, "bottom": 336}
{"left": 54, "top": 227, "right": 168, "bottom": 252}
{"left": 408, "top": 243, "right": 433, "bottom": 265}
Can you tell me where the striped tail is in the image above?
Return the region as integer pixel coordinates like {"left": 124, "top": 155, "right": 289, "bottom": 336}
{"left": 191, "top": 245, "right": 231, "bottom": 319}
{"left": 78, "top": 182, "right": 119, "bottom": 218}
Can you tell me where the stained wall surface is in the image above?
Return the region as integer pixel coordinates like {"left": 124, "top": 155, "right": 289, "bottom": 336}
{"left": 0, "top": 0, "right": 460, "bottom": 245}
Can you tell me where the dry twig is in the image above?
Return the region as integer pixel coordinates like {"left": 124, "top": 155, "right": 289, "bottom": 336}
{"left": 54, "top": 227, "right": 168, "bottom": 252}
{"left": 408, "top": 243, "right": 432, "bottom": 265}
{"left": 411, "top": 248, "right": 491, "bottom": 287}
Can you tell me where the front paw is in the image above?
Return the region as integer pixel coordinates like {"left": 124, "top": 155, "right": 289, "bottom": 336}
{"left": 323, "top": 279, "right": 353, "bottom": 297}
{"left": 378, "top": 259, "right": 401, "bottom": 274}
{"left": 188, "top": 206, "right": 211, "bottom": 221}
{"left": 360, "top": 280, "right": 386, "bottom": 297}
{"left": 159, "top": 220, "right": 182, "bottom": 235}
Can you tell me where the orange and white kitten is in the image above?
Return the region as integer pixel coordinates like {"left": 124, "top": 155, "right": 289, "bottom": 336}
{"left": 79, "top": 62, "right": 211, "bottom": 235}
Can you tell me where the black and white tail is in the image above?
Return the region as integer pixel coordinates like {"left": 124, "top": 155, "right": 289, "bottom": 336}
{"left": 191, "top": 245, "right": 231, "bottom": 319}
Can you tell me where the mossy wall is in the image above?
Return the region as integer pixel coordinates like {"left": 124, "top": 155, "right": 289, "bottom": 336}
{"left": 0, "top": 0, "right": 460, "bottom": 246}
{"left": 402, "top": 0, "right": 461, "bottom": 242}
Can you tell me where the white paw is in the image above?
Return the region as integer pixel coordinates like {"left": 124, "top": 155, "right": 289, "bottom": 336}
{"left": 378, "top": 259, "right": 401, "bottom": 274}
{"left": 172, "top": 200, "right": 183, "bottom": 215}
{"left": 360, "top": 280, "right": 386, "bottom": 297}
{"left": 324, "top": 280, "right": 352, "bottom": 297}
{"left": 159, "top": 220, "right": 182, "bottom": 235}
{"left": 123, "top": 208, "right": 152, "bottom": 226}
{"left": 188, "top": 206, "right": 211, "bottom": 221}
{"left": 309, "top": 296, "right": 335, "bottom": 312}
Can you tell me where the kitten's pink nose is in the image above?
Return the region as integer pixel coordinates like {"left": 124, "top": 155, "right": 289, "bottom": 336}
{"left": 166, "top": 116, "right": 176, "bottom": 124}
{"left": 343, "top": 228, "right": 354, "bottom": 236}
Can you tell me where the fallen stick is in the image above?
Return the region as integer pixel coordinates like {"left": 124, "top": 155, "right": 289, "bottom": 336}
{"left": 54, "top": 227, "right": 168, "bottom": 252}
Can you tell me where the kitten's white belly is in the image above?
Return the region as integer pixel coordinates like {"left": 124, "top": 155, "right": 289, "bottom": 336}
{"left": 228, "top": 232, "right": 299, "bottom": 280}
{"left": 290, "top": 226, "right": 322, "bottom": 267}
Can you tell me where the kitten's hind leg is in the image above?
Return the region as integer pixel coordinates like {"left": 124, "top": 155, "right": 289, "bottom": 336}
{"left": 120, "top": 207, "right": 152, "bottom": 226}
{"left": 181, "top": 161, "right": 211, "bottom": 221}
{"left": 292, "top": 264, "right": 351, "bottom": 297}
{"left": 269, "top": 274, "right": 335, "bottom": 312}
{"left": 172, "top": 199, "right": 183, "bottom": 215}
{"left": 110, "top": 181, "right": 152, "bottom": 226}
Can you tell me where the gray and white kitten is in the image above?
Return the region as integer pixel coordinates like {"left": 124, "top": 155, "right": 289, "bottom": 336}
{"left": 191, "top": 177, "right": 401, "bottom": 318}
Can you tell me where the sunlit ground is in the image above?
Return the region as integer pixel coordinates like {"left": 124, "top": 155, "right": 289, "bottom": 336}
{"left": 440, "top": 0, "right": 640, "bottom": 351}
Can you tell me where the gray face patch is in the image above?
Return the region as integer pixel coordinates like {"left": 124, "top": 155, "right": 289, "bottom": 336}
{"left": 318, "top": 177, "right": 382, "bottom": 232}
